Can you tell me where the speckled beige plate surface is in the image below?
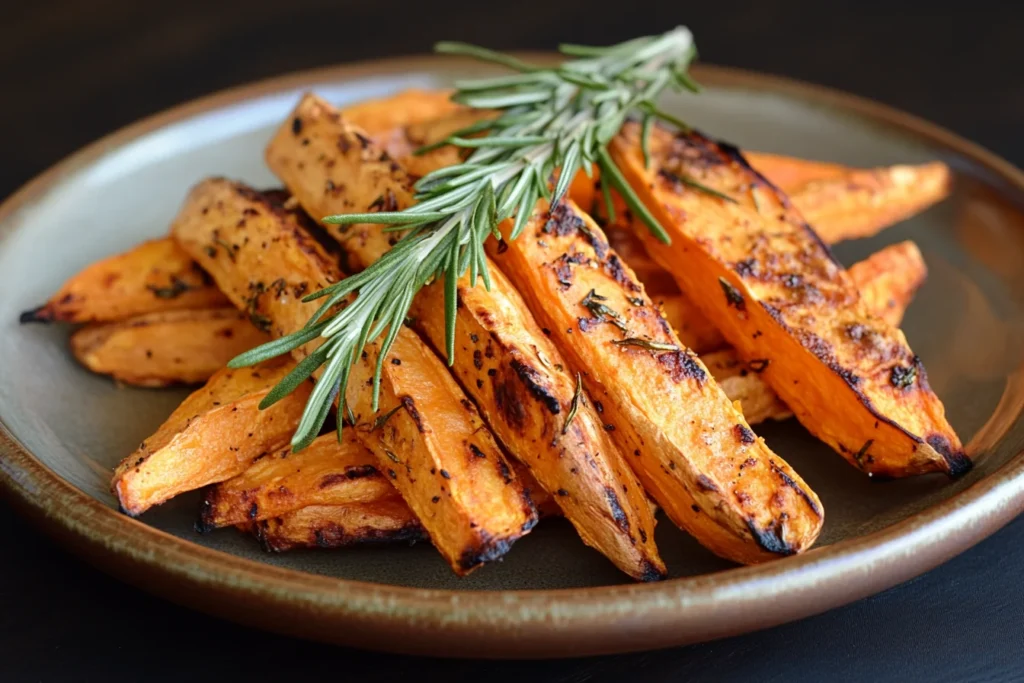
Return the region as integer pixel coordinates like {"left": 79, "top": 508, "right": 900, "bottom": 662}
{"left": 1, "top": 56, "right": 1023, "bottom": 659}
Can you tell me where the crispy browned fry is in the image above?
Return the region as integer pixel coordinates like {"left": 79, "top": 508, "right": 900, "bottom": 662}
{"left": 654, "top": 241, "right": 927, "bottom": 352}
{"left": 487, "top": 199, "right": 822, "bottom": 563}
{"left": 112, "top": 358, "right": 311, "bottom": 515}
{"left": 611, "top": 124, "right": 968, "bottom": 478}
{"left": 70, "top": 308, "right": 269, "bottom": 387}
{"left": 200, "top": 433, "right": 389, "bottom": 530}
{"left": 663, "top": 243, "right": 925, "bottom": 425}
{"left": 263, "top": 93, "right": 665, "bottom": 580}
{"left": 20, "top": 238, "right": 229, "bottom": 324}
{"left": 171, "top": 178, "right": 536, "bottom": 574}
{"left": 243, "top": 498, "right": 427, "bottom": 552}
{"left": 746, "top": 153, "right": 951, "bottom": 243}
{"left": 210, "top": 447, "right": 558, "bottom": 538}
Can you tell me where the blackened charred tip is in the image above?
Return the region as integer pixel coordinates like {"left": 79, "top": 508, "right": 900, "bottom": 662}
{"left": 193, "top": 518, "right": 215, "bottom": 534}
{"left": 19, "top": 306, "right": 50, "bottom": 324}
{"left": 928, "top": 434, "right": 973, "bottom": 478}
{"left": 747, "top": 519, "right": 796, "bottom": 557}
{"left": 639, "top": 559, "right": 668, "bottom": 582}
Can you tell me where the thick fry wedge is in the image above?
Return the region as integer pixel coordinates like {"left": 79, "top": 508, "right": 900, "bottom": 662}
{"left": 487, "top": 199, "right": 822, "bottom": 563}
{"left": 243, "top": 498, "right": 427, "bottom": 552}
{"left": 199, "top": 433, "right": 389, "bottom": 530}
{"left": 263, "top": 93, "right": 665, "bottom": 580}
{"left": 655, "top": 241, "right": 927, "bottom": 352}
{"left": 658, "top": 242, "right": 925, "bottom": 425}
{"left": 21, "top": 238, "right": 228, "bottom": 324}
{"left": 171, "top": 178, "right": 536, "bottom": 574}
{"left": 611, "top": 124, "right": 968, "bottom": 478}
{"left": 746, "top": 153, "right": 951, "bottom": 243}
{"left": 340, "top": 88, "right": 460, "bottom": 136}
{"left": 209, "top": 446, "right": 558, "bottom": 534}
{"left": 112, "top": 358, "right": 311, "bottom": 515}
{"left": 70, "top": 308, "right": 269, "bottom": 387}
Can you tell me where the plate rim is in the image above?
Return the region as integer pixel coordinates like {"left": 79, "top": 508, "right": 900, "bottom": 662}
{"left": 1, "top": 54, "right": 1023, "bottom": 659}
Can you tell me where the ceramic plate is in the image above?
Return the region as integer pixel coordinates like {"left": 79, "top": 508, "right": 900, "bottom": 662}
{"left": 1, "top": 56, "right": 1023, "bottom": 658}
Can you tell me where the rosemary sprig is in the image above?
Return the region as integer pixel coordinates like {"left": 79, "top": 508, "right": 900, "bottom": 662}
{"left": 612, "top": 338, "right": 680, "bottom": 352}
{"left": 231, "top": 27, "right": 700, "bottom": 451}
{"left": 580, "top": 289, "right": 628, "bottom": 331}
{"left": 563, "top": 373, "right": 584, "bottom": 435}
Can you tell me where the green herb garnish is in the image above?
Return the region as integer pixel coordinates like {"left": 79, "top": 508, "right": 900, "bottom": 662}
{"left": 232, "top": 28, "right": 700, "bottom": 451}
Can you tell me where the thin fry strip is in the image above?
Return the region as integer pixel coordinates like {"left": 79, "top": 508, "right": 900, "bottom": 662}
{"left": 242, "top": 498, "right": 428, "bottom": 552}
{"left": 21, "top": 238, "right": 228, "bottom": 323}
{"left": 199, "top": 433, "right": 391, "bottom": 530}
{"left": 112, "top": 358, "right": 311, "bottom": 515}
{"left": 71, "top": 308, "right": 270, "bottom": 387}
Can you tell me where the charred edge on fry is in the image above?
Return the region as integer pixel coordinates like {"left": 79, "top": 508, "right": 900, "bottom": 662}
{"left": 926, "top": 434, "right": 973, "bottom": 478}
{"left": 760, "top": 296, "right": 946, "bottom": 468}
{"left": 604, "top": 486, "right": 630, "bottom": 534}
{"left": 657, "top": 350, "right": 707, "bottom": 384}
{"left": 457, "top": 528, "right": 526, "bottom": 571}
{"left": 746, "top": 519, "right": 796, "bottom": 556}
{"left": 509, "top": 358, "right": 561, "bottom": 415}
{"left": 706, "top": 133, "right": 845, "bottom": 271}
{"left": 769, "top": 460, "right": 821, "bottom": 518}
{"left": 19, "top": 306, "right": 50, "bottom": 324}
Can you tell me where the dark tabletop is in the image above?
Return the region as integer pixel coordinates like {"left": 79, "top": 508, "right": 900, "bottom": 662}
{"left": 3, "top": 1, "right": 1023, "bottom": 680}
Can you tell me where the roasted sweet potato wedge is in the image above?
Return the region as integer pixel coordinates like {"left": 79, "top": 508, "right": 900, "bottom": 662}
{"left": 70, "top": 308, "right": 269, "bottom": 387}
{"left": 112, "top": 358, "right": 311, "bottom": 515}
{"left": 746, "top": 153, "right": 951, "bottom": 243}
{"left": 21, "top": 238, "right": 228, "bottom": 324}
{"left": 611, "top": 123, "right": 968, "bottom": 478}
{"left": 200, "top": 433, "right": 390, "bottom": 530}
{"left": 244, "top": 498, "right": 427, "bottom": 552}
{"left": 654, "top": 241, "right": 927, "bottom": 352}
{"left": 171, "top": 178, "right": 536, "bottom": 574}
{"left": 658, "top": 243, "right": 925, "bottom": 425}
{"left": 339, "top": 88, "right": 460, "bottom": 136}
{"left": 487, "top": 199, "right": 822, "bottom": 563}
{"left": 263, "top": 93, "right": 665, "bottom": 580}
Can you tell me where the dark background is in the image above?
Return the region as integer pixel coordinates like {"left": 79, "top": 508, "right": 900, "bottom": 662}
{"left": 3, "top": 1, "right": 1023, "bottom": 680}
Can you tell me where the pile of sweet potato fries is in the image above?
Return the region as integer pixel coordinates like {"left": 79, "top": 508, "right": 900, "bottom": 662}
{"left": 23, "top": 89, "right": 966, "bottom": 580}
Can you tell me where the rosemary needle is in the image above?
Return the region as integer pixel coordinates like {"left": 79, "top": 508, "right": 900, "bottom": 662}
{"left": 232, "top": 27, "right": 701, "bottom": 451}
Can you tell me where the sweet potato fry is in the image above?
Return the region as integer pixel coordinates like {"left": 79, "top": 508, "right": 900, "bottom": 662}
{"left": 210, "top": 447, "right": 558, "bottom": 537}
{"left": 340, "top": 88, "right": 460, "bottom": 136}
{"left": 243, "top": 498, "right": 427, "bottom": 552}
{"left": 611, "top": 123, "right": 968, "bottom": 478}
{"left": 199, "top": 433, "right": 389, "bottom": 530}
{"left": 70, "top": 308, "right": 269, "bottom": 387}
{"left": 112, "top": 358, "right": 311, "bottom": 515}
{"left": 746, "top": 153, "right": 951, "bottom": 243}
{"left": 171, "top": 178, "right": 536, "bottom": 574}
{"left": 263, "top": 94, "right": 665, "bottom": 580}
{"left": 487, "top": 199, "right": 822, "bottom": 563}
{"left": 654, "top": 241, "right": 927, "bottom": 352}
{"left": 20, "top": 238, "right": 228, "bottom": 324}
